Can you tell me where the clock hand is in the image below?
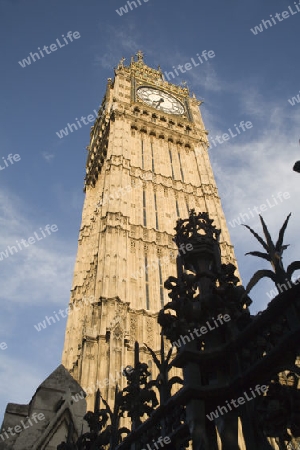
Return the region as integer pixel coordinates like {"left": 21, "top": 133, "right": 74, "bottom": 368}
{"left": 152, "top": 98, "right": 164, "bottom": 107}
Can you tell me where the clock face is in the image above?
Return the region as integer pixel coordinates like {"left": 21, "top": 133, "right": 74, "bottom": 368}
{"left": 136, "top": 87, "right": 185, "bottom": 115}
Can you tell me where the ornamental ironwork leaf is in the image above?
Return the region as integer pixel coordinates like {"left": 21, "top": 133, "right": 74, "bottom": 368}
{"left": 167, "top": 376, "right": 183, "bottom": 390}
{"left": 242, "top": 223, "right": 269, "bottom": 252}
{"left": 276, "top": 213, "right": 291, "bottom": 252}
{"left": 165, "top": 345, "right": 174, "bottom": 369}
{"left": 244, "top": 214, "right": 294, "bottom": 288}
{"left": 245, "top": 251, "right": 271, "bottom": 262}
{"left": 259, "top": 214, "right": 275, "bottom": 253}
{"left": 246, "top": 269, "right": 277, "bottom": 294}
{"left": 287, "top": 261, "right": 300, "bottom": 280}
{"left": 144, "top": 340, "right": 181, "bottom": 404}
{"left": 144, "top": 343, "right": 161, "bottom": 369}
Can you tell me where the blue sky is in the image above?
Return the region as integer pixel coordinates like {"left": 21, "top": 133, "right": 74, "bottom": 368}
{"left": 0, "top": 0, "right": 300, "bottom": 420}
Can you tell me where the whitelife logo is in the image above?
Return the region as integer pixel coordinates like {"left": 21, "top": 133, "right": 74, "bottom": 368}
{"left": 72, "top": 366, "right": 134, "bottom": 403}
{"left": 172, "top": 314, "right": 231, "bottom": 348}
{"left": 288, "top": 89, "right": 300, "bottom": 106}
{"left": 228, "top": 192, "right": 291, "bottom": 228}
{"left": 0, "top": 224, "right": 58, "bottom": 261}
{"left": 33, "top": 295, "right": 95, "bottom": 332}
{"left": 206, "top": 384, "right": 268, "bottom": 421}
{"left": 209, "top": 120, "right": 253, "bottom": 149}
{"left": 250, "top": 2, "right": 300, "bottom": 35}
{"left": 18, "top": 31, "right": 81, "bottom": 68}
{"left": 141, "top": 435, "right": 171, "bottom": 450}
{"left": 116, "top": 0, "right": 151, "bottom": 16}
{"left": 0, "top": 153, "right": 21, "bottom": 172}
{"left": 0, "top": 412, "right": 45, "bottom": 442}
{"left": 163, "top": 50, "right": 216, "bottom": 81}
{"left": 55, "top": 109, "right": 98, "bottom": 139}
{"left": 0, "top": 342, "right": 7, "bottom": 351}
{"left": 266, "top": 275, "right": 300, "bottom": 300}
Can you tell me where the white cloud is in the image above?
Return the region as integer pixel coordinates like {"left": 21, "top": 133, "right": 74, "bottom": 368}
{"left": 0, "top": 190, "right": 74, "bottom": 419}
{"left": 93, "top": 24, "right": 141, "bottom": 70}
{"left": 185, "top": 61, "right": 228, "bottom": 94}
{"left": 206, "top": 98, "right": 300, "bottom": 310}
{"left": 0, "top": 190, "right": 74, "bottom": 305}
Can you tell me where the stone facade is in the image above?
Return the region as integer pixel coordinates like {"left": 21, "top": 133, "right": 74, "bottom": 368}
{"left": 0, "top": 365, "right": 87, "bottom": 450}
{"left": 61, "top": 52, "right": 239, "bottom": 412}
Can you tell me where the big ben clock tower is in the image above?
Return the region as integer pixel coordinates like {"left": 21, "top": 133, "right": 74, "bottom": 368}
{"left": 62, "top": 51, "right": 238, "bottom": 410}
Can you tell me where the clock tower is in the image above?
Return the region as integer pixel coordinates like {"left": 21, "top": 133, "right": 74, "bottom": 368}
{"left": 62, "top": 51, "right": 238, "bottom": 410}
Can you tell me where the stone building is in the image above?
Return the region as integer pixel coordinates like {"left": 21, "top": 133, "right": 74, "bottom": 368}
{"left": 0, "top": 52, "right": 240, "bottom": 448}
{"left": 0, "top": 366, "right": 87, "bottom": 449}
{"left": 61, "top": 51, "right": 239, "bottom": 411}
